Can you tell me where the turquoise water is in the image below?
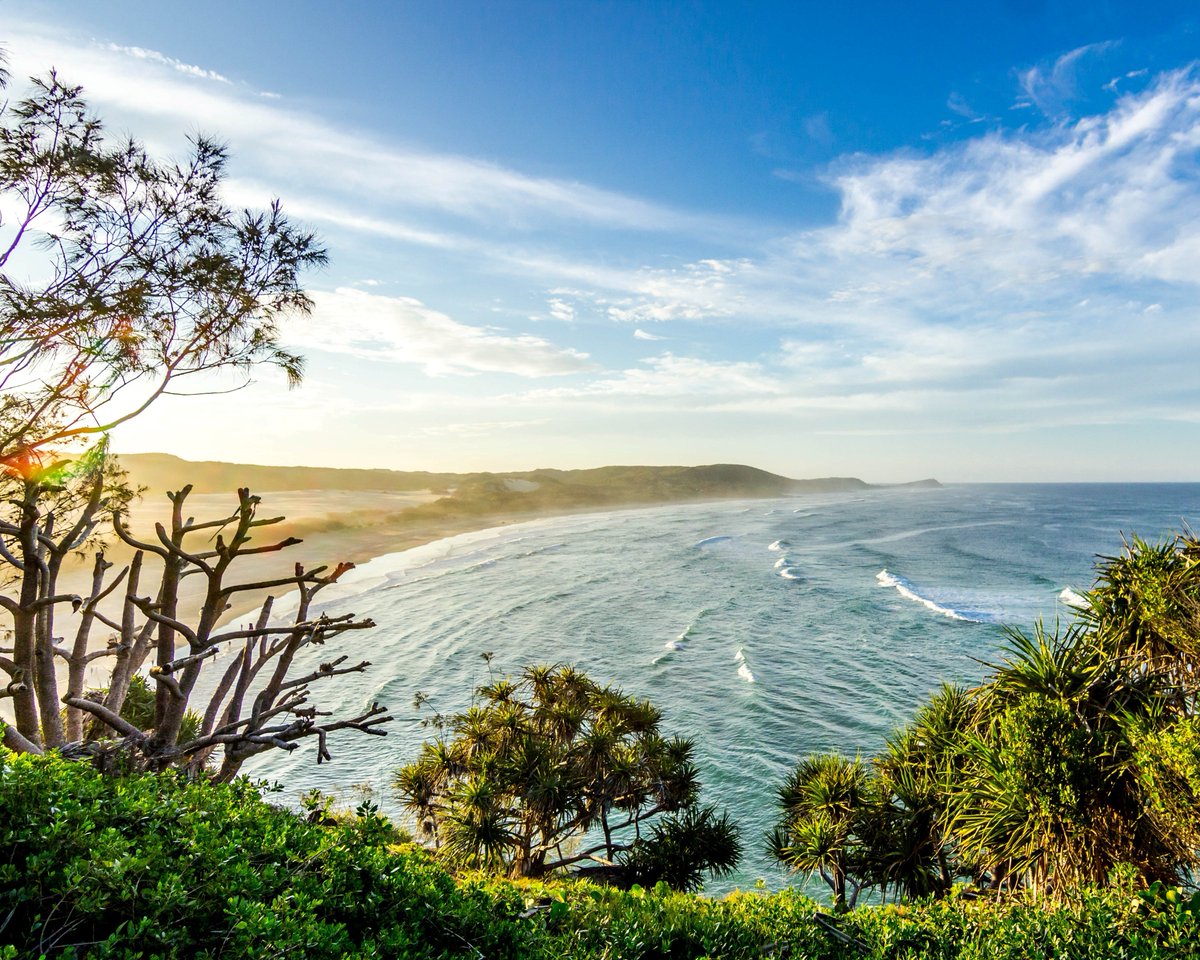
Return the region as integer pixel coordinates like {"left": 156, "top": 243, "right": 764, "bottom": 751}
{"left": 242, "top": 483, "right": 1200, "bottom": 893}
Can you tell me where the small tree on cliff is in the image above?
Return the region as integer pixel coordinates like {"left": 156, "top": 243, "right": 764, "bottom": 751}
{"left": 0, "top": 55, "right": 391, "bottom": 770}
{"left": 394, "top": 663, "right": 740, "bottom": 891}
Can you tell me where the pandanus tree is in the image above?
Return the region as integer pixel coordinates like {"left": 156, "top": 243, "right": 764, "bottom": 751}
{"left": 768, "top": 752, "right": 878, "bottom": 909}
{"left": 395, "top": 663, "right": 740, "bottom": 891}
{"left": 773, "top": 532, "right": 1200, "bottom": 904}
{"left": 0, "top": 54, "right": 392, "bottom": 773}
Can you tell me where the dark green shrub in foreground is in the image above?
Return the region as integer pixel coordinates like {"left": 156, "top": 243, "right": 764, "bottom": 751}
{"left": 0, "top": 751, "right": 545, "bottom": 958}
{"left": 3, "top": 750, "right": 1199, "bottom": 958}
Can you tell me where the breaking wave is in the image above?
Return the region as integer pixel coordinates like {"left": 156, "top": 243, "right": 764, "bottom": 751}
{"left": 1059, "top": 587, "right": 1088, "bottom": 609}
{"left": 875, "top": 569, "right": 987, "bottom": 623}
{"left": 735, "top": 647, "right": 756, "bottom": 683}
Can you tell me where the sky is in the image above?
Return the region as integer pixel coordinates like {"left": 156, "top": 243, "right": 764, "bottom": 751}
{"left": 4, "top": 1, "right": 1200, "bottom": 482}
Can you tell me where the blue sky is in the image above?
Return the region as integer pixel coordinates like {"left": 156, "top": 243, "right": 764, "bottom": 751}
{"left": 5, "top": 2, "right": 1200, "bottom": 480}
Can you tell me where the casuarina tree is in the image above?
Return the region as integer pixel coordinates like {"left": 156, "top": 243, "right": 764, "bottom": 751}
{"left": 0, "top": 51, "right": 391, "bottom": 771}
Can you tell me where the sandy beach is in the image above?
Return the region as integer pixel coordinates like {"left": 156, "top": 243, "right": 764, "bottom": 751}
{"left": 53, "top": 488, "right": 524, "bottom": 630}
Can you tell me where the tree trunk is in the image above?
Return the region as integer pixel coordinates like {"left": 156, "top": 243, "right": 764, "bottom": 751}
{"left": 64, "top": 553, "right": 112, "bottom": 742}
{"left": 11, "top": 486, "right": 43, "bottom": 748}
{"left": 34, "top": 536, "right": 66, "bottom": 749}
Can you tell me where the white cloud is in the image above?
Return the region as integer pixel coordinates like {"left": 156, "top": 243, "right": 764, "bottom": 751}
{"left": 415, "top": 419, "right": 550, "bottom": 439}
{"left": 517, "top": 354, "right": 780, "bottom": 404}
{"left": 605, "top": 259, "right": 751, "bottom": 323}
{"left": 293, "top": 288, "right": 594, "bottom": 377}
{"left": 817, "top": 65, "right": 1200, "bottom": 295}
{"left": 4, "top": 24, "right": 722, "bottom": 238}
{"left": 1016, "top": 41, "right": 1117, "bottom": 117}
{"left": 10, "top": 19, "right": 1200, "bottom": 461}
{"left": 107, "top": 43, "right": 231, "bottom": 83}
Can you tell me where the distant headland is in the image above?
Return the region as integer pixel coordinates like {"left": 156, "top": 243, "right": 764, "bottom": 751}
{"left": 119, "top": 453, "right": 940, "bottom": 507}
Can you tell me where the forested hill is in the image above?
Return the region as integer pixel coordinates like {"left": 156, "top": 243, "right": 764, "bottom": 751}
{"left": 116, "top": 453, "right": 940, "bottom": 506}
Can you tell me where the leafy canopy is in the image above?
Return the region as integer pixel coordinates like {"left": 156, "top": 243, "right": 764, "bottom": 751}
{"left": 395, "top": 662, "right": 739, "bottom": 891}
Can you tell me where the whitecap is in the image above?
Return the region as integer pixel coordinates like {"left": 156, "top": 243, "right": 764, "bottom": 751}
{"left": 773, "top": 556, "right": 790, "bottom": 569}
{"left": 779, "top": 567, "right": 803, "bottom": 581}
{"left": 875, "top": 569, "right": 984, "bottom": 623}
{"left": 695, "top": 535, "right": 733, "bottom": 548}
{"left": 735, "top": 647, "right": 756, "bottom": 683}
{"left": 1059, "top": 587, "right": 1088, "bottom": 609}
{"left": 768, "top": 539, "right": 790, "bottom": 552}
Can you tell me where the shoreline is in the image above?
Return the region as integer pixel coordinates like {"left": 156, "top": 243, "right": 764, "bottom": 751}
{"left": 58, "top": 492, "right": 793, "bottom": 633}
{"left": 16, "top": 482, "right": 920, "bottom": 725}
{"left": 215, "top": 495, "right": 797, "bottom": 624}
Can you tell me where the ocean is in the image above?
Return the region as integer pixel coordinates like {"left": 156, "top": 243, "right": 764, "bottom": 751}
{"left": 241, "top": 483, "right": 1200, "bottom": 894}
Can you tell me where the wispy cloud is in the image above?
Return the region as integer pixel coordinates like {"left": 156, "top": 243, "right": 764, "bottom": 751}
{"left": 604, "top": 259, "right": 750, "bottom": 323}
{"left": 4, "top": 24, "right": 725, "bottom": 239}
{"left": 293, "top": 288, "right": 595, "bottom": 377}
{"left": 822, "top": 65, "right": 1200, "bottom": 291}
{"left": 1014, "top": 42, "right": 1119, "bottom": 116}
{"left": 414, "top": 419, "right": 550, "bottom": 439}
{"left": 10, "top": 19, "right": 1200, "bottom": 468}
{"left": 517, "top": 354, "right": 780, "bottom": 404}
{"left": 107, "top": 43, "right": 231, "bottom": 83}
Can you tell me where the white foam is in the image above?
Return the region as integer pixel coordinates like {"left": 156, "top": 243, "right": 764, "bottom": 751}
{"left": 876, "top": 569, "right": 981, "bottom": 623}
{"left": 735, "top": 647, "right": 756, "bottom": 683}
{"left": 1059, "top": 587, "right": 1088, "bottom": 609}
{"left": 779, "top": 567, "right": 803, "bottom": 581}
{"left": 768, "top": 539, "right": 790, "bottom": 552}
{"left": 773, "top": 556, "right": 790, "bottom": 569}
{"left": 695, "top": 535, "right": 733, "bottom": 548}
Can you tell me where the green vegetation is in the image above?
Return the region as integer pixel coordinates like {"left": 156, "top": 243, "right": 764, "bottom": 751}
{"left": 4, "top": 528, "right": 1200, "bottom": 957}
{"left": 0, "top": 61, "right": 388, "bottom": 773}
{"left": 2, "top": 750, "right": 1199, "bottom": 958}
{"left": 394, "top": 664, "right": 739, "bottom": 891}
{"left": 119, "top": 452, "right": 937, "bottom": 509}
{"left": 772, "top": 532, "right": 1200, "bottom": 905}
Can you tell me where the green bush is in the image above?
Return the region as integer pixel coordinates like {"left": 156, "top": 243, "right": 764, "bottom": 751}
{"left": 0, "top": 751, "right": 547, "bottom": 958}
{"left": 2, "top": 750, "right": 1198, "bottom": 958}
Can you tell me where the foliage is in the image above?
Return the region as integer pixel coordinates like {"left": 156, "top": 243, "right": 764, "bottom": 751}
{"left": 1, "top": 64, "right": 324, "bottom": 468}
{"left": 0, "top": 53, "right": 388, "bottom": 777}
{"left": 95, "top": 673, "right": 202, "bottom": 746}
{"left": 620, "top": 805, "right": 741, "bottom": 894}
{"left": 394, "top": 663, "right": 739, "bottom": 890}
{"left": 4, "top": 751, "right": 1200, "bottom": 959}
{"left": 0, "top": 750, "right": 543, "bottom": 958}
{"left": 768, "top": 752, "right": 877, "bottom": 908}
{"left": 772, "top": 532, "right": 1200, "bottom": 904}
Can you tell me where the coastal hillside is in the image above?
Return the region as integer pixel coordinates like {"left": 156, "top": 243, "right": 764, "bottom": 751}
{"left": 117, "top": 453, "right": 939, "bottom": 505}
{"left": 114, "top": 453, "right": 459, "bottom": 495}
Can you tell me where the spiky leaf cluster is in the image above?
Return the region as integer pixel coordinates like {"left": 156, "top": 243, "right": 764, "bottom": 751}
{"left": 395, "top": 663, "right": 738, "bottom": 889}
